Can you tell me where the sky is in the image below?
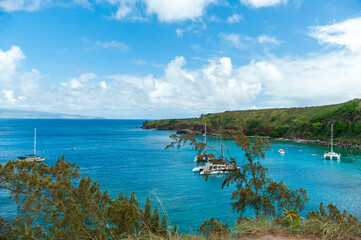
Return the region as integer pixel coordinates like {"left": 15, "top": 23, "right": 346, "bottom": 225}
{"left": 0, "top": 0, "right": 361, "bottom": 119}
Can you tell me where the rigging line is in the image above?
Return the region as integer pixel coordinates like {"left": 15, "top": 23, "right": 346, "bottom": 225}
{"left": 346, "top": 149, "right": 361, "bottom": 172}
{"left": 37, "top": 133, "right": 49, "bottom": 156}
{"left": 223, "top": 137, "right": 232, "bottom": 158}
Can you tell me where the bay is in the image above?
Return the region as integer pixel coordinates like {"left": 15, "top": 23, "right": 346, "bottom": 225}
{"left": 0, "top": 119, "right": 360, "bottom": 233}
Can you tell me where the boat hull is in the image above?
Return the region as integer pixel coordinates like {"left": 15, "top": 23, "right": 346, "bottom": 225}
{"left": 18, "top": 157, "right": 45, "bottom": 162}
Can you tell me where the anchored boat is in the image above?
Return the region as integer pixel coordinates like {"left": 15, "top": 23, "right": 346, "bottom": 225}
{"left": 324, "top": 124, "right": 341, "bottom": 161}
{"left": 17, "top": 128, "right": 45, "bottom": 162}
{"left": 193, "top": 124, "right": 238, "bottom": 175}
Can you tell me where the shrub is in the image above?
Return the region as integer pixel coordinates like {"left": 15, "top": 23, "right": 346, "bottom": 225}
{"left": 198, "top": 217, "right": 231, "bottom": 238}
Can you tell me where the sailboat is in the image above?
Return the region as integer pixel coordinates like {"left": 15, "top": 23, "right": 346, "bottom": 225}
{"left": 200, "top": 133, "right": 238, "bottom": 175}
{"left": 193, "top": 123, "right": 211, "bottom": 172}
{"left": 17, "top": 128, "right": 45, "bottom": 162}
{"left": 324, "top": 124, "right": 341, "bottom": 160}
{"left": 194, "top": 123, "right": 210, "bottom": 162}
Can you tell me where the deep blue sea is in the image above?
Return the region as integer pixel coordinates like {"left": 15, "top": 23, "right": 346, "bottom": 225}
{"left": 0, "top": 119, "right": 361, "bottom": 233}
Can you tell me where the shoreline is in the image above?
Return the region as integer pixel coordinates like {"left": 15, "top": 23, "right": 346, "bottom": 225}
{"left": 142, "top": 125, "right": 361, "bottom": 150}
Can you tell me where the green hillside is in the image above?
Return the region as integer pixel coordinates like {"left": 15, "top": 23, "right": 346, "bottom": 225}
{"left": 143, "top": 99, "right": 361, "bottom": 145}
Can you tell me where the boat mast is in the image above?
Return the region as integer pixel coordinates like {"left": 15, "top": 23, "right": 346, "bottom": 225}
{"left": 34, "top": 128, "right": 36, "bottom": 157}
{"left": 204, "top": 123, "right": 207, "bottom": 153}
{"left": 219, "top": 117, "right": 223, "bottom": 157}
{"left": 331, "top": 124, "right": 333, "bottom": 153}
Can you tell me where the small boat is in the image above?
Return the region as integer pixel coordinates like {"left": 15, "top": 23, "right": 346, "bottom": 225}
{"left": 324, "top": 124, "right": 341, "bottom": 160}
{"left": 278, "top": 149, "right": 285, "bottom": 154}
{"left": 17, "top": 128, "right": 45, "bottom": 162}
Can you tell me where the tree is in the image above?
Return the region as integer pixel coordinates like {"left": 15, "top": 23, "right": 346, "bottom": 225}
{"left": 167, "top": 130, "right": 308, "bottom": 221}
{"left": 355, "top": 121, "right": 361, "bottom": 134}
{"left": 0, "top": 156, "right": 171, "bottom": 239}
{"left": 270, "top": 125, "right": 289, "bottom": 138}
{"left": 312, "top": 122, "right": 323, "bottom": 132}
{"left": 335, "top": 118, "right": 347, "bottom": 134}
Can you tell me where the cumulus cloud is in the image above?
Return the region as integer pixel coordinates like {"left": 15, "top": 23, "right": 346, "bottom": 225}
{"left": 2, "top": 17, "right": 361, "bottom": 118}
{"left": 0, "top": 46, "right": 40, "bottom": 106}
{"left": 257, "top": 35, "right": 280, "bottom": 45}
{"left": 227, "top": 13, "right": 243, "bottom": 23}
{"left": 0, "top": 46, "right": 263, "bottom": 117}
{"left": 97, "top": 0, "right": 216, "bottom": 22}
{"left": 219, "top": 33, "right": 252, "bottom": 49}
{"left": 241, "top": 0, "right": 288, "bottom": 8}
{"left": 309, "top": 17, "right": 361, "bottom": 53}
{"left": 144, "top": 0, "right": 216, "bottom": 22}
{"left": 0, "top": 0, "right": 216, "bottom": 22}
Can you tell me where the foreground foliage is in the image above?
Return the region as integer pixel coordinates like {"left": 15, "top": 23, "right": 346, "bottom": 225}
{"left": 167, "top": 130, "right": 308, "bottom": 221}
{"left": 0, "top": 157, "right": 169, "bottom": 239}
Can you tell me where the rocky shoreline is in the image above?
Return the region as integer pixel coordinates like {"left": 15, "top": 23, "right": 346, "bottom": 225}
{"left": 272, "top": 137, "right": 361, "bottom": 150}
{"left": 142, "top": 124, "right": 361, "bottom": 150}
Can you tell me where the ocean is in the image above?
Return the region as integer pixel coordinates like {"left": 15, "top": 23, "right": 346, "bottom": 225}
{"left": 0, "top": 119, "right": 361, "bottom": 233}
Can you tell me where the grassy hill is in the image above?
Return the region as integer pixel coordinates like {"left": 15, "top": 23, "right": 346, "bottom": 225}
{"left": 143, "top": 99, "right": 361, "bottom": 145}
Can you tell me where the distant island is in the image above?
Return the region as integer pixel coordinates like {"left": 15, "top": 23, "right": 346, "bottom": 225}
{"left": 0, "top": 109, "right": 103, "bottom": 119}
{"left": 143, "top": 99, "right": 361, "bottom": 149}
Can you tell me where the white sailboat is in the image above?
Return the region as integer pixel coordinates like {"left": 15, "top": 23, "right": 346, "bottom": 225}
{"left": 17, "top": 128, "right": 45, "bottom": 162}
{"left": 324, "top": 124, "right": 340, "bottom": 160}
{"left": 197, "top": 128, "right": 238, "bottom": 175}
{"left": 194, "top": 123, "right": 209, "bottom": 162}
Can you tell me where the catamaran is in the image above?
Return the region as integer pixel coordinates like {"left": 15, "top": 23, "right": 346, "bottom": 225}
{"left": 324, "top": 124, "right": 341, "bottom": 160}
{"left": 200, "top": 162, "right": 238, "bottom": 175}
{"left": 193, "top": 125, "right": 238, "bottom": 175}
{"left": 17, "top": 128, "right": 45, "bottom": 162}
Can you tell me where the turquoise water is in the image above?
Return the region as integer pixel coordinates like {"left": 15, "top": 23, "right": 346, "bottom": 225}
{"left": 0, "top": 119, "right": 361, "bottom": 232}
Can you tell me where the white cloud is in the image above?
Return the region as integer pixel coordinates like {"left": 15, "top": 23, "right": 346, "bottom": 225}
{"left": 227, "top": 13, "right": 243, "bottom": 23}
{"left": 83, "top": 38, "right": 129, "bottom": 51}
{"left": 0, "top": 0, "right": 93, "bottom": 12}
{"left": 240, "top": 0, "right": 288, "bottom": 8}
{"left": 0, "top": 46, "right": 263, "bottom": 117}
{"left": 219, "top": 33, "right": 252, "bottom": 49}
{"left": 257, "top": 35, "right": 280, "bottom": 45}
{"left": 144, "top": 0, "right": 216, "bottom": 22}
{"left": 113, "top": 3, "right": 132, "bottom": 19}
{"left": 0, "top": 0, "right": 42, "bottom": 12}
{"left": 0, "top": 46, "right": 40, "bottom": 106}
{"left": 309, "top": 16, "right": 361, "bottom": 53}
{"left": 61, "top": 73, "right": 97, "bottom": 89}
{"left": 176, "top": 28, "right": 184, "bottom": 38}
{"left": 0, "top": 46, "right": 25, "bottom": 77}
{"left": 2, "top": 17, "right": 361, "bottom": 118}
{"left": 0, "top": 0, "right": 215, "bottom": 22}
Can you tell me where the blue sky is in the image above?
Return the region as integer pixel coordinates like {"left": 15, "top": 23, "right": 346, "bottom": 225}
{"left": 0, "top": 0, "right": 361, "bottom": 118}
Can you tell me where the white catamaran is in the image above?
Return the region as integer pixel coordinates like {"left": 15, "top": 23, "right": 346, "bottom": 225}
{"left": 17, "top": 128, "right": 45, "bottom": 162}
{"left": 324, "top": 124, "right": 341, "bottom": 161}
{"left": 193, "top": 124, "right": 238, "bottom": 175}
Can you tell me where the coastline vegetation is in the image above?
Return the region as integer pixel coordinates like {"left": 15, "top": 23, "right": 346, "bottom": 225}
{"left": 143, "top": 99, "right": 361, "bottom": 145}
{"left": 0, "top": 128, "right": 360, "bottom": 239}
